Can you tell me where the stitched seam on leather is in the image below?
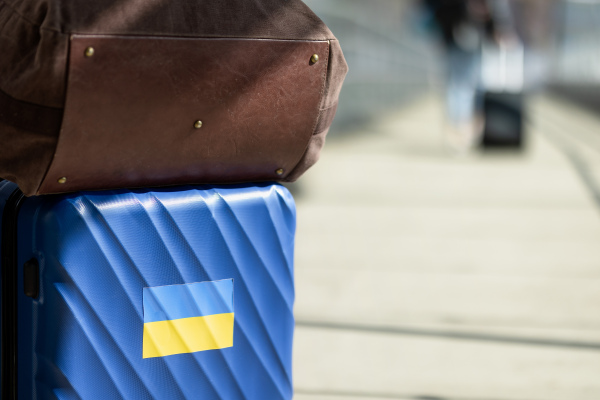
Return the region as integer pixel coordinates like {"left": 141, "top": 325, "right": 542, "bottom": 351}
{"left": 313, "top": 41, "right": 331, "bottom": 135}
{"left": 285, "top": 40, "right": 330, "bottom": 179}
{"left": 320, "top": 39, "right": 340, "bottom": 109}
{"left": 0, "top": 0, "right": 63, "bottom": 33}
{"left": 34, "top": 36, "right": 72, "bottom": 195}
{"left": 319, "top": 102, "right": 337, "bottom": 113}
{"left": 68, "top": 33, "right": 336, "bottom": 41}
{"left": 314, "top": 102, "right": 338, "bottom": 134}
{"left": 35, "top": 116, "right": 64, "bottom": 194}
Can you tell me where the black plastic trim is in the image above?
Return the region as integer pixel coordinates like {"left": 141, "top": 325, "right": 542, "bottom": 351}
{"left": 1, "top": 186, "right": 26, "bottom": 400}
{"left": 23, "top": 259, "right": 39, "bottom": 299}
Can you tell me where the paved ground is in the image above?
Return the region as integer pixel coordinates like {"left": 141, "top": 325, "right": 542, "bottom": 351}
{"left": 290, "top": 94, "right": 600, "bottom": 400}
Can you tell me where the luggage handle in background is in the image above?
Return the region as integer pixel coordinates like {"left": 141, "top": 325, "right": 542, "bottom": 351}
{"left": 481, "top": 39, "right": 524, "bottom": 93}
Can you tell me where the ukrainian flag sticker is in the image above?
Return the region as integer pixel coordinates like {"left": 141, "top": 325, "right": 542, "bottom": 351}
{"left": 142, "top": 279, "right": 234, "bottom": 358}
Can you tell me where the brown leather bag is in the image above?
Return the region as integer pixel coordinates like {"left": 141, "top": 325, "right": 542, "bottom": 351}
{"left": 0, "top": 0, "right": 347, "bottom": 196}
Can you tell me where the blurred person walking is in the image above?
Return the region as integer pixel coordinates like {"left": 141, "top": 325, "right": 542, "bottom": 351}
{"left": 422, "top": 0, "right": 514, "bottom": 151}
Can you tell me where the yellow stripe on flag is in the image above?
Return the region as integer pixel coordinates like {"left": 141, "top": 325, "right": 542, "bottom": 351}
{"left": 143, "top": 313, "right": 234, "bottom": 358}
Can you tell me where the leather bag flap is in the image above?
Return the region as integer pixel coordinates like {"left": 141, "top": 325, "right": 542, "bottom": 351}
{"left": 38, "top": 35, "right": 329, "bottom": 194}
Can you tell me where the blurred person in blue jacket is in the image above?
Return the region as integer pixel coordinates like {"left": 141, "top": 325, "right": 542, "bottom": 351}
{"left": 422, "top": 0, "right": 514, "bottom": 151}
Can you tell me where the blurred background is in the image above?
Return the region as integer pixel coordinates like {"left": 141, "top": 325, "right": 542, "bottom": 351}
{"left": 290, "top": 1, "right": 600, "bottom": 399}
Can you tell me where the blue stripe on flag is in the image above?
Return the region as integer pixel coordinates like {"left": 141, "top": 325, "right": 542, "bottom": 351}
{"left": 143, "top": 279, "right": 233, "bottom": 323}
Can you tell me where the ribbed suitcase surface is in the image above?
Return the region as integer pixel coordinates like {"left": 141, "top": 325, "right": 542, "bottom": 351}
{"left": 4, "top": 183, "right": 295, "bottom": 400}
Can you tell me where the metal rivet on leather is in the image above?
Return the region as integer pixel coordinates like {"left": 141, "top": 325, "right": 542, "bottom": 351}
{"left": 310, "top": 54, "right": 319, "bottom": 64}
{"left": 84, "top": 47, "right": 95, "bottom": 57}
{"left": 275, "top": 168, "right": 284, "bottom": 176}
{"left": 57, "top": 177, "right": 67, "bottom": 184}
{"left": 194, "top": 120, "right": 203, "bottom": 129}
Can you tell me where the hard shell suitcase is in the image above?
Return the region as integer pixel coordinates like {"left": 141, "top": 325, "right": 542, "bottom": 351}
{"left": 0, "top": 181, "right": 296, "bottom": 399}
{"left": 480, "top": 41, "right": 526, "bottom": 148}
{"left": 481, "top": 91, "right": 525, "bottom": 147}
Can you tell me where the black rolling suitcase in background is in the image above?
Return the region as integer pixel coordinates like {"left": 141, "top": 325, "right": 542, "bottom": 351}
{"left": 480, "top": 41, "right": 526, "bottom": 148}
{"left": 482, "top": 91, "right": 524, "bottom": 147}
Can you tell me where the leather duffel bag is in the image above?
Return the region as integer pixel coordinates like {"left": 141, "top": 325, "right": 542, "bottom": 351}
{"left": 0, "top": 0, "right": 347, "bottom": 195}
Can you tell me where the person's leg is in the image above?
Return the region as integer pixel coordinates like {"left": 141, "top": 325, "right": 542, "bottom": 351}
{"left": 444, "top": 45, "right": 481, "bottom": 151}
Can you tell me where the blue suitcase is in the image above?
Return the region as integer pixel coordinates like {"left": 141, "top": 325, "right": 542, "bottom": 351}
{"left": 0, "top": 181, "right": 296, "bottom": 399}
